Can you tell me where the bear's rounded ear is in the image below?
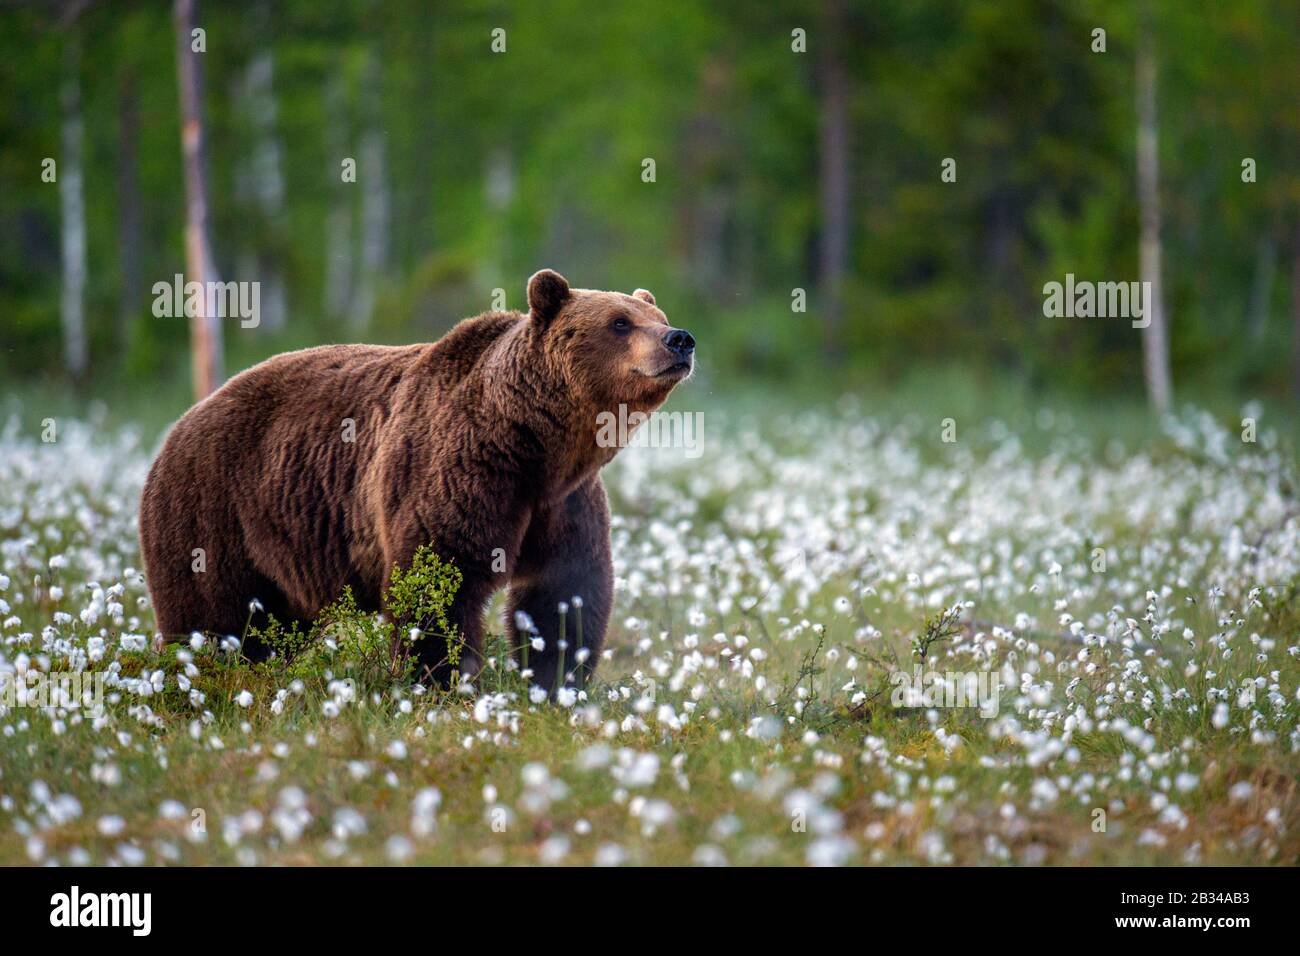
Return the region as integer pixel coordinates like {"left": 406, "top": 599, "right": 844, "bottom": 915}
{"left": 632, "top": 288, "right": 656, "bottom": 306}
{"left": 527, "top": 269, "right": 571, "bottom": 324}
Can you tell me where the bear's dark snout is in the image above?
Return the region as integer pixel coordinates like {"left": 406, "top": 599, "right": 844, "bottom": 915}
{"left": 664, "top": 328, "right": 695, "bottom": 356}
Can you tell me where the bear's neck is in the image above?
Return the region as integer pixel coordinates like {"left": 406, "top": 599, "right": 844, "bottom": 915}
{"left": 477, "top": 323, "right": 616, "bottom": 502}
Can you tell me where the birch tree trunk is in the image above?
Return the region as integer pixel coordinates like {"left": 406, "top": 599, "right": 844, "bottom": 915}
{"left": 174, "top": 0, "right": 224, "bottom": 400}
{"left": 1291, "top": 225, "right": 1300, "bottom": 397}
{"left": 238, "top": 0, "right": 286, "bottom": 331}
{"left": 1247, "top": 233, "right": 1276, "bottom": 342}
{"left": 117, "top": 66, "right": 142, "bottom": 357}
{"left": 60, "top": 31, "right": 88, "bottom": 379}
{"left": 324, "top": 72, "right": 354, "bottom": 323}
{"left": 351, "top": 51, "right": 389, "bottom": 334}
{"left": 1136, "top": 26, "right": 1172, "bottom": 414}
{"left": 816, "top": 0, "right": 849, "bottom": 359}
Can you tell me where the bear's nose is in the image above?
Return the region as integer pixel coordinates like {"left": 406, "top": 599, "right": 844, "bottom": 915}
{"left": 664, "top": 328, "right": 695, "bottom": 356}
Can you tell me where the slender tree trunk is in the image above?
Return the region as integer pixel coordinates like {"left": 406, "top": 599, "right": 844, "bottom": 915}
{"left": 240, "top": 0, "right": 286, "bottom": 330}
{"left": 816, "top": 0, "right": 850, "bottom": 359}
{"left": 1136, "top": 26, "right": 1172, "bottom": 414}
{"left": 405, "top": 30, "right": 439, "bottom": 273}
{"left": 323, "top": 72, "right": 354, "bottom": 323}
{"left": 60, "top": 31, "right": 88, "bottom": 379}
{"left": 485, "top": 146, "right": 514, "bottom": 293}
{"left": 692, "top": 190, "right": 728, "bottom": 297}
{"left": 174, "top": 0, "right": 223, "bottom": 400}
{"left": 352, "top": 50, "right": 389, "bottom": 334}
{"left": 1248, "top": 233, "right": 1276, "bottom": 342}
{"left": 1291, "top": 224, "right": 1300, "bottom": 397}
{"left": 681, "top": 66, "right": 731, "bottom": 299}
{"left": 117, "top": 66, "right": 142, "bottom": 357}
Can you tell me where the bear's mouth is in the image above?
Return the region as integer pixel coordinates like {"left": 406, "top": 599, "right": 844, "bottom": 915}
{"left": 647, "top": 360, "right": 691, "bottom": 379}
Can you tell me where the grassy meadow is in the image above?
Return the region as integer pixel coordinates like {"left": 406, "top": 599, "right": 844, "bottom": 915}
{"left": 1, "top": 380, "right": 1298, "bottom": 866}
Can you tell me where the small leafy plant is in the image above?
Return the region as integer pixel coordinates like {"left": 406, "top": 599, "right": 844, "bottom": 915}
{"left": 247, "top": 545, "right": 462, "bottom": 689}
{"left": 385, "top": 545, "right": 463, "bottom": 671}
{"left": 911, "top": 603, "right": 964, "bottom": 660}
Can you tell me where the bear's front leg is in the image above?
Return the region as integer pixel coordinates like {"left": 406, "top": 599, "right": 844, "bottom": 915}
{"left": 507, "top": 476, "right": 613, "bottom": 696}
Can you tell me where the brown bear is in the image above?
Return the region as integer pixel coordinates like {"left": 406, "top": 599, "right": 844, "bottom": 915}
{"left": 138, "top": 269, "right": 694, "bottom": 689}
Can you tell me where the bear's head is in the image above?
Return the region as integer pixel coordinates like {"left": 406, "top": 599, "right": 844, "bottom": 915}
{"left": 526, "top": 268, "right": 695, "bottom": 414}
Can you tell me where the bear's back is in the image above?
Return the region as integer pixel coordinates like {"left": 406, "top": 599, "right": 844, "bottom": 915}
{"left": 200, "top": 311, "right": 523, "bottom": 418}
{"left": 154, "top": 313, "right": 524, "bottom": 488}
{"left": 420, "top": 311, "right": 523, "bottom": 388}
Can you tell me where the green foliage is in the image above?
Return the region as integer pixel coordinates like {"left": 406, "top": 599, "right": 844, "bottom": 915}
{"left": 285, "top": 586, "right": 398, "bottom": 687}
{"left": 246, "top": 544, "right": 462, "bottom": 687}
{"left": 250, "top": 613, "right": 313, "bottom": 666}
{"left": 911, "top": 604, "right": 964, "bottom": 660}
{"left": 4, "top": 399, "right": 1300, "bottom": 864}
{"left": 386, "top": 545, "right": 464, "bottom": 666}
{"left": 2, "top": 1, "right": 1299, "bottom": 400}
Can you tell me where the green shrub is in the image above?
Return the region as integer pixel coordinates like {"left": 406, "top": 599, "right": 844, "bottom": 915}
{"left": 247, "top": 545, "right": 462, "bottom": 688}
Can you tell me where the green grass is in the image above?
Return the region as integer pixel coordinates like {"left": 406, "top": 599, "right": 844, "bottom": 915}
{"left": 1, "top": 377, "right": 1298, "bottom": 866}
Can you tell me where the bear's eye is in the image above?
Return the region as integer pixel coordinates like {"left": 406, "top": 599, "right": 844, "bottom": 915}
{"left": 611, "top": 315, "right": 631, "bottom": 332}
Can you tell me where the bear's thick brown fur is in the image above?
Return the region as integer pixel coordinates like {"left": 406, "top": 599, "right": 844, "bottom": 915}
{"left": 138, "top": 269, "right": 694, "bottom": 688}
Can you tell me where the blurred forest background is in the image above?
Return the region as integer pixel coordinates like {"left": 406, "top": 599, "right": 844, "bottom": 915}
{"left": 2, "top": 0, "right": 1299, "bottom": 414}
